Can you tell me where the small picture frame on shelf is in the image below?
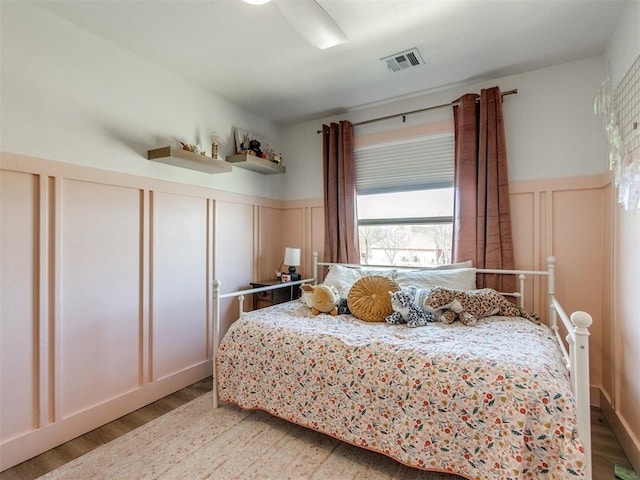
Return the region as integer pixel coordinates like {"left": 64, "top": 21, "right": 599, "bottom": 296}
{"left": 233, "top": 127, "right": 281, "bottom": 164}
{"left": 234, "top": 127, "right": 269, "bottom": 155}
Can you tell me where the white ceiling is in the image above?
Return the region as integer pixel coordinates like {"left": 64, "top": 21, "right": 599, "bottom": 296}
{"left": 32, "top": 0, "right": 628, "bottom": 126}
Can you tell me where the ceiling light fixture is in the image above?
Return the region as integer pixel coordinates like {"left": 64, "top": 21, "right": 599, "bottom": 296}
{"left": 274, "top": 0, "right": 347, "bottom": 50}
{"left": 243, "top": 0, "right": 348, "bottom": 50}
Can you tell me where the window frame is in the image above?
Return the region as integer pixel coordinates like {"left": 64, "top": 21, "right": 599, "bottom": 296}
{"left": 354, "top": 124, "right": 455, "bottom": 267}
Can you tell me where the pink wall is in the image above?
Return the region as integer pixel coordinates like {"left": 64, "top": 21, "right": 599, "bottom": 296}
{"left": 612, "top": 207, "right": 640, "bottom": 469}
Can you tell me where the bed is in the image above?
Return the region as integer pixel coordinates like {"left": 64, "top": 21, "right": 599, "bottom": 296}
{"left": 212, "top": 254, "right": 592, "bottom": 480}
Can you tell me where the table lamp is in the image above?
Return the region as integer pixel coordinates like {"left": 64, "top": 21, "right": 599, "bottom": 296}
{"left": 283, "top": 247, "right": 301, "bottom": 281}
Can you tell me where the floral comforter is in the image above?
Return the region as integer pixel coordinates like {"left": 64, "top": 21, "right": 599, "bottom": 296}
{"left": 216, "top": 301, "right": 587, "bottom": 479}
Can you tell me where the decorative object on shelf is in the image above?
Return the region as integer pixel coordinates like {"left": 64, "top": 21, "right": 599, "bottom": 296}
{"left": 180, "top": 142, "right": 206, "bottom": 155}
{"left": 594, "top": 55, "right": 640, "bottom": 211}
{"left": 234, "top": 127, "right": 269, "bottom": 156}
{"left": 148, "top": 147, "right": 232, "bottom": 174}
{"left": 270, "top": 152, "right": 283, "bottom": 165}
{"left": 284, "top": 247, "right": 301, "bottom": 281}
{"left": 211, "top": 133, "right": 219, "bottom": 159}
{"left": 248, "top": 139, "right": 263, "bottom": 158}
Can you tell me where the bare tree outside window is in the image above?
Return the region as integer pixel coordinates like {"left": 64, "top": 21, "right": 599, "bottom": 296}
{"left": 429, "top": 224, "right": 452, "bottom": 265}
{"left": 357, "top": 188, "right": 454, "bottom": 267}
{"left": 358, "top": 223, "right": 452, "bottom": 267}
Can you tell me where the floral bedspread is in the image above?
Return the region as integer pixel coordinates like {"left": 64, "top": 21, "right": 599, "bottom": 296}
{"left": 216, "top": 301, "right": 587, "bottom": 479}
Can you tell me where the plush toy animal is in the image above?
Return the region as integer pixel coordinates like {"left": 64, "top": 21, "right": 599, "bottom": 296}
{"left": 310, "top": 284, "right": 340, "bottom": 316}
{"left": 385, "top": 290, "right": 431, "bottom": 328}
{"left": 422, "top": 287, "right": 540, "bottom": 326}
{"left": 300, "top": 283, "right": 314, "bottom": 308}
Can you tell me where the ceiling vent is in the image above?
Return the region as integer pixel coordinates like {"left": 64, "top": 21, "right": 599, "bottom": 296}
{"left": 381, "top": 48, "right": 425, "bottom": 73}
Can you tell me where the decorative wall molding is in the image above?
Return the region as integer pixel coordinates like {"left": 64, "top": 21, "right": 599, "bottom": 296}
{"left": 0, "top": 152, "right": 289, "bottom": 470}
{"left": 595, "top": 54, "right": 640, "bottom": 211}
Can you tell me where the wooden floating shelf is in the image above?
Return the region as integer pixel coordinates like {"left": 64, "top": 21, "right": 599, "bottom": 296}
{"left": 226, "top": 153, "right": 286, "bottom": 175}
{"left": 148, "top": 147, "right": 232, "bottom": 174}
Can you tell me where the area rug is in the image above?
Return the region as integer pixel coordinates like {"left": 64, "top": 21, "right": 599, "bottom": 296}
{"left": 38, "top": 392, "right": 464, "bottom": 480}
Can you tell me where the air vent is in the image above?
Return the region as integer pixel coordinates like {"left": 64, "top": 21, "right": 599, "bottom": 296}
{"left": 381, "top": 48, "right": 425, "bottom": 73}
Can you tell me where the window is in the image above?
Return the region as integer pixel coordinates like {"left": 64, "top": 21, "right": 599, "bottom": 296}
{"left": 355, "top": 132, "right": 454, "bottom": 267}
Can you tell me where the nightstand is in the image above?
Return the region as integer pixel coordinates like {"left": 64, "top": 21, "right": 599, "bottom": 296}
{"left": 250, "top": 279, "right": 301, "bottom": 310}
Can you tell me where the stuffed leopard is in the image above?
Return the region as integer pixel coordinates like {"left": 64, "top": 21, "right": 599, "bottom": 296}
{"left": 385, "top": 290, "right": 432, "bottom": 328}
{"left": 423, "top": 287, "right": 540, "bottom": 326}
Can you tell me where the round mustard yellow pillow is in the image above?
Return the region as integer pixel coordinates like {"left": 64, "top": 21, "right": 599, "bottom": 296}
{"left": 347, "top": 275, "right": 400, "bottom": 322}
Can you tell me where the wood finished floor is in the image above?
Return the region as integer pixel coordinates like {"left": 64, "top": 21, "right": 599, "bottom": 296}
{"left": 0, "top": 377, "right": 634, "bottom": 480}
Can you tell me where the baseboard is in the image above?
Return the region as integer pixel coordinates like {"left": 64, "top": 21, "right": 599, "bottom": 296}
{"left": 599, "top": 390, "right": 640, "bottom": 475}
{"left": 590, "top": 386, "right": 600, "bottom": 407}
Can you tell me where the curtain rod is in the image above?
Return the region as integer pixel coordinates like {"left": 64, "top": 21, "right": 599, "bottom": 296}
{"left": 317, "top": 88, "right": 517, "bottom": 133}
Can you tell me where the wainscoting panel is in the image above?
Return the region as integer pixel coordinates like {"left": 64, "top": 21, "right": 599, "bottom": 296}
{"left": 551, "top": 186, "right": 605, "bottom": 389}
{"left": 281, "top": 207, "right": 305, "bottom": 275}
{"left": 257, "top": 206, "right": 283, "bottom": 281}
{"left": 58, "top": 179, "right": 142, "bottom": 418}
{"left": 510, "top": 190, "right": 545, "bottom": 316}
{"left": 277, "top": 202, "right": 325, "bottom": 281}
{"left": 152, "top": 191, "right": 209, "bottom": 382}
{"left": 215, "top": 200, "right": 255, "bottom": 338}
{"left": 0, "top": 171, "right": 39, "bottom": 441}
{"left": 310, "top": 205, "right": 325, "bottom": 278}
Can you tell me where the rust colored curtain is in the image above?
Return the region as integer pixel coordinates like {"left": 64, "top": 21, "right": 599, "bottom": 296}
{"left": 452, "top": 87, "right": 516, "bottom": 292}
{"left": 322, "top": 121, "right": 360, "bottom": 264}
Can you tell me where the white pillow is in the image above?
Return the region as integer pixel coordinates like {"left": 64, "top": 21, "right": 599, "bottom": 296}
{"left": 392, "top": 267, "right": 477, "bottom": 291}
{"left": 322, "top": 264, "right": 394, "bottom": 299}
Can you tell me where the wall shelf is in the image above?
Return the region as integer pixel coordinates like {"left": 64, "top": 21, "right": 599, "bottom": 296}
{"left": 148, "top": 147, "right": 232, "bottom": 174}
{"left": 226, "top": 153, "right": 286, "bottom": 175}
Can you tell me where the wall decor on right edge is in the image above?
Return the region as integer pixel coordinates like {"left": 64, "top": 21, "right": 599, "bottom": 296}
{"left": 595, "top": 54, "right": 640, "bottom": 211}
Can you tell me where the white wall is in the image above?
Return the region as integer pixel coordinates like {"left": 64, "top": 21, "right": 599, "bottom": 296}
{"left": 605, "top": 1, "right": 640, "bottom": 83}
{"left": 282, "top": 56, "right": 607, "bottom": 201}
{"left": 0, "top": 1, "right": 285, "bottom": 200}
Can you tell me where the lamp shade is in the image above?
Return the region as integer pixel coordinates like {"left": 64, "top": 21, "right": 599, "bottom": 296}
{"left": 284, "top": 247, "right": 301, "bottom": 267}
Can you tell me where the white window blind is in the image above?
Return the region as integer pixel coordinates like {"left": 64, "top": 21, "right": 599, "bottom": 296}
{"left": 354, "top": 132, "right": 454, "bottom": 195}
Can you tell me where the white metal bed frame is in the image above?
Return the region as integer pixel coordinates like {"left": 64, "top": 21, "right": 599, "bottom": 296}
{"left": 212, "top": 253, "right": 593, "bottom": 479}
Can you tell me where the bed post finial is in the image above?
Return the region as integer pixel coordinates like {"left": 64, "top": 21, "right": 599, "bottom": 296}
{"left": 571, "top": 310, "right": 593, "bottom": 330}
